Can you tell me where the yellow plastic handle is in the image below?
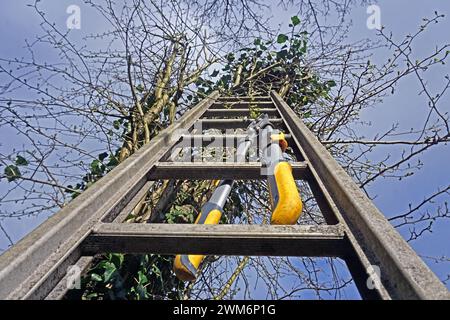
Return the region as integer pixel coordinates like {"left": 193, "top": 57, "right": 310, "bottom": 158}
{"left": 173, "top": 208, "right": 222, "bottom": 281}
{"left": 269, "top": 162, "right": 303, "bottom": 225}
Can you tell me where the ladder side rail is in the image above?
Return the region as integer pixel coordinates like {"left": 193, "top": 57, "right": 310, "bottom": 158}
{"left": 0, "top": 92, "right": 219, "bottom": 299}
{"left": 268, "top": 95, "right": 388, "bottom": 299}
{"left": 271, "top": 90, "right": 449, "bottom": 300}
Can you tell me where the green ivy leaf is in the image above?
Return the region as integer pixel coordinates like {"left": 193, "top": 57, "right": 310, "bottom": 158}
{"left": 113, "top": 120, "right": 121, "bottom": 130}
{"left": 134, "top": 284, "right": 148, "bottom": 299}
{"left": 135, "top": 84, "right": 144, "bottom": 92}
{"left": 277, "top": 34, "right": 288, "bottom": 44}
{"left": 91, "top": 273, "right": 102, "bottom": 282}
{"left": 109, "top": 253, "right": 124, "bottom": 268}
{"left": 98, "top": 152, "right": 108, "bottom": 162}
{"left": 103, "top": 262, "right": 116, "bottom": 282}
{"left": 303, "top": 110, "right": 312, "bottom": 118}
{"left": 210, "top": 69, "right": 219, "bottom": 78}
{"left": 152, "top": 264, "right": 162, "bottom": 277}
{"left": 326, "top": 80, "right": 337, "bottom": 87}
{"left": 4, "top": 165, "right": 21, "bottom": 182}
{"left": 138, "top": 271, "right": 148, "bottom": 284}
{"left": 15, "top": 155, "right": 28, "bottom": 166}
{"left": 277, "top": 49, "right": 288, "bottom": 59}
{"left": 107, "top": 156, "right": 119, "bottom": 168}
{"left": 291, "top": 16, "right": 301, "bottom": 26}
{"left": 84, "top": 292, "right": 98, "bottom": 299}
{"left": 90, "top": 159, "right": 105, "bottom": 176}
{"left": 91, "top": 159, "right": 100, "bottom": 170}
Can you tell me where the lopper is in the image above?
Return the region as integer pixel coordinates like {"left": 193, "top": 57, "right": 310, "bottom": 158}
{"left": 173, "top": 114, "right": 302, "bottom": 281}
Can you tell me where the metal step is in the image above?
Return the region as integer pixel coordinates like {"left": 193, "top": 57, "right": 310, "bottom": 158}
{"left": 148, "top": 161, "right": 308, "bottom": 180}
{"left": 209, "top": 101, "right": 274, "bottom": 109}
{"left": 195, "top": 118, "right": 284, "bottom": 129}
{"left": 83, "top": 223, "right": 345, "bottom": 257}
{"left": 179, "top": 133, "right": 293, "bottom": 147}
{"left": 203, "top": 108, "right": 279, "bottom": 118}
{"left": 216, "top": 96, "right": 272, "bottom": 102}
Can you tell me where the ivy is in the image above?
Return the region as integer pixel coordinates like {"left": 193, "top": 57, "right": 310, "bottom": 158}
{"left": 276, "top": 34, "right": 288, "bottom": 44}
{"left": 4, "top": 165, "right": 21, "bottom": 182}
{"left": 15, "top": 155, "right": 29, "bottom": 166}
{"left": 291, "top": 15, "right": 301, "bottom": 26}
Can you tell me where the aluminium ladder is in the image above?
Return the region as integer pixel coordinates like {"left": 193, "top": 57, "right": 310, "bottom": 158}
{"left": 0, "top": 91, "right": 448, "bottom": 300}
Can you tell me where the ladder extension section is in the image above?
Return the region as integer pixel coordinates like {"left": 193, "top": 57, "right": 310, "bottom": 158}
{"left": 0, "top": 92, "right": 448, "bottom": 300}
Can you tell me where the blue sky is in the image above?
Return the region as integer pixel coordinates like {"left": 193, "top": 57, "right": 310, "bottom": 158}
{"left": 0, "top": 0, "right": 448, "bottom": 295}
{"left": 345, "top": 0, "right": 450, "bottom": 286}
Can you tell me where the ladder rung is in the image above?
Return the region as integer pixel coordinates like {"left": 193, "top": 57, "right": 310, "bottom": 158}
{"left": 203, "top": 108, "right": 278, "bottom": 118}
{"left": 217, "top": 96, "right": 271, "bottom": 101}
{"left": 179, "top": 134, "right": 293, "bottom": 146}
{"left": 84, "top": 223, "right": 345, "bottom": 257}
{"left": 196, "top": 118, "right": 283, "bottom": 129}
{"left": 148, "top": 162, "right": 308, "bottom": 180}
{"left": 210, "top": 101, "right": 274, "bottom": 109}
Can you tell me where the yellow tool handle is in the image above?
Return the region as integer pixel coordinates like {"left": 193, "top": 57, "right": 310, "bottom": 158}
{"left": 173, "top": 206, "right": 222, "bottom": 281}
{"left": 268, "top": 161, "right": 303, "bottom": 225}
